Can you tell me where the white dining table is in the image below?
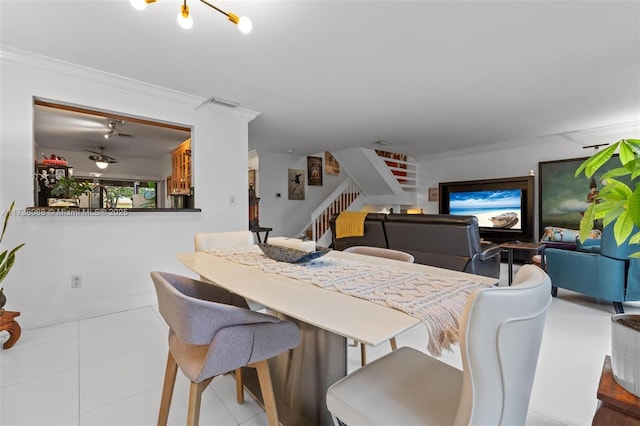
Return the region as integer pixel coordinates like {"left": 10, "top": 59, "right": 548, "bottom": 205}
{"left": 177, "top": 249, "right": 498, "bottom": 425}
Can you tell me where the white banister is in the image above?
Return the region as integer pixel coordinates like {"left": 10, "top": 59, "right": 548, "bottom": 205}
{"left": 298, "top": 177, "right": 363, "bottom": 243}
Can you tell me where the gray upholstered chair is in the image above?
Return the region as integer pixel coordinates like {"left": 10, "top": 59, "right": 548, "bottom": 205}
{"left": 326, "top": 265, "right": 551, "bottom": 425}
{"left": 194, "top": 230, "right": 263, "bottom": 402}
{"left": 343, "top": 245, "right": 415, "bottom": 366}
{"left": 151, "top": 272, "right": 300, "bottom": 426}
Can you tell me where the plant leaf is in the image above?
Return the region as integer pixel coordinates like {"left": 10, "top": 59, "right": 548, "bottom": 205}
{"left": 601, "top": 167, "right": 631, "bottom": 179}
{"left": 577, "top": 143, "right": 619, "bottom": 178}
{"left": 620, "top": 140, "right": 636, "bottom": 166}
{"left": 0, "top": 201, "right": 15, "bottom": 245}
{"left": 614, "top": 210, "right": 635, "bottom": 245}
{"left": 579, "top": 204, "right": 598, "bottom": 242}
{"left": 629, "top": 185, "right": 640, "bottom": 228}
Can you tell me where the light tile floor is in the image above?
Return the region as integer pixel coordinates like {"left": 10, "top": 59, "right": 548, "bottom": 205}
{"left": 1, "top": 263, "right": 637, "bottom": 425}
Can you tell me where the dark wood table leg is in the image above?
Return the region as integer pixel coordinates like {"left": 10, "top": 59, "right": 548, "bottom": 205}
{"left": 507, "top": 248, "right": 514, "bottom": 286}
{"left": 0, "top": 310, "right": 22, "bottom": 349}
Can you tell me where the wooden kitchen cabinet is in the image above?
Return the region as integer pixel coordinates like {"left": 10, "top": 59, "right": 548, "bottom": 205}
{"left": 171, "top": 139, "right": 191, "bottom": 194}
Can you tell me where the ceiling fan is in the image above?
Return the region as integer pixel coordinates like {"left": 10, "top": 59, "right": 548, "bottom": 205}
{"left": 85, "top": 147, "right": 118, "bottom": 169}
{"left": 104, "top": 119, "right": 134, "bottom": 139}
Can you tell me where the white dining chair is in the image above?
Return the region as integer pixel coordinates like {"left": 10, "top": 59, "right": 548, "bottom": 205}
{"left": 343, "top": 245, "right": 415, "bottom": 366}
{"left": 194, "top": 230, "right": 254, "bottom": 252}
{"left": 326, "top": 264, "right": 552, "bottom": 425}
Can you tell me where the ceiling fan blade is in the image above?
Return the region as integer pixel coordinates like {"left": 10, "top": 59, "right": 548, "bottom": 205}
{"left": 88, "top": 155, "right": 118, "bottom": 164}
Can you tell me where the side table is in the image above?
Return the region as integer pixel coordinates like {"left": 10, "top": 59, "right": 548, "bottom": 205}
{"left": 250, "top": 226, "right": 272, "bottom": 244}
{"left": 593, "top": 355, "right": 640, "bottom": 425}
{"left": 0, "top": 309, "right": 21, "bottom": 349}
{"left": 499, "top": 241, "right": 546, "bottom": 286}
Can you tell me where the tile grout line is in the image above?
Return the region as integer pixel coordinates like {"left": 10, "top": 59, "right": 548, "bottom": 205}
{"left": 77, "top": 318, "right": 81, "bottom": 424}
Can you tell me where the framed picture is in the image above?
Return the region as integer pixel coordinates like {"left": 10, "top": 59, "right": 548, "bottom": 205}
{"left": 428, "top": 187, "right": 439, "bottom": 202}
{"left": 307, "top": 156, "right": 323, "bottom": 186}
{"left": 288, "top": 168, "right": 305, "bottom": 200}
{"left": 538, "top": 155, "right": 622, "bottom": 234}
{"left": 325, "top": 151, "right": 339, "bottom": 175}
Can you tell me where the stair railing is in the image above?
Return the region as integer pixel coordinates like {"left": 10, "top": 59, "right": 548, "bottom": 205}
{"left": 299, "top": 177, "right": 362, "bottom": 242}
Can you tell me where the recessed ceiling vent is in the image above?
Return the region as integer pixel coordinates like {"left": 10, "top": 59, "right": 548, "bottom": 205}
{"left": 197, "top": 96, "right": 240, "bottom": 109}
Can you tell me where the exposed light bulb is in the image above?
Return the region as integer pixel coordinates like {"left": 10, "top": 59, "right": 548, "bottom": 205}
{"left": 104, "top": 133, "right": 110, "bottom": 139}
{"left": 237, "top": 16, "right": 252, "bottom": 34}
{"left": 129, "top": 0, "right": 148, "bottom": 11}
{"left": 95, "top": 161, "right": 109, "bottom": 170}
{"left": 178, "top": 4, "right": 193, "bottom": 29}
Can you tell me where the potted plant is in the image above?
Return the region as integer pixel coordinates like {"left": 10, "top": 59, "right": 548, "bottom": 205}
{"left": 0, "top": 202, "right": 25, "bottom": 309}
{"left": 576, "top": 138, "right": 640, "bottom": 397}
{"left": 49, "top": 176, "right": 93, "bottom": 207}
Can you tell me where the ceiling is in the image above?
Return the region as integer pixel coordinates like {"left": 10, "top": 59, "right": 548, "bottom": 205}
{"left": 2, "top": 1, "right": 639, "bottom": 158}
{"left": 34, "top": 103, "right": 191, "bottom": 161}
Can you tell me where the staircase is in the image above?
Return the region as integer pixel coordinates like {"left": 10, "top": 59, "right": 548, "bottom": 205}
{"left": 330, "top": 147, "right": 418, "bottom": 205}
{"left": 300, "top": 178, "right": 363, "bottom": 247}
{"left": 300, "top": 148, "right": 417, "bottom": 245}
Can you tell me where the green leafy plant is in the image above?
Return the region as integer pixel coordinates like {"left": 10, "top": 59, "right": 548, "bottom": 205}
{"left": 576, "top": 139, "right": 640, "bottom": 257}
{"left": 50, "top": 176, "right": 93, "bottom": 199}
{"left": 0, "top": 202, "right": 25, "bottom": 288}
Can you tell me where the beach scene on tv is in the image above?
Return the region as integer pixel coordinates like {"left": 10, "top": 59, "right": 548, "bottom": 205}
{"left": 449, "top": 189, "right": 522, "bottom": 229}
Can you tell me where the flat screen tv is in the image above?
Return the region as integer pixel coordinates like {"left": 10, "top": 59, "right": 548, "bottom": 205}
{"left": 439, "top": 176, "right": 534, "bottom": 243}
{"left": 449, "top": 189, "right": 523, "bottom": 230}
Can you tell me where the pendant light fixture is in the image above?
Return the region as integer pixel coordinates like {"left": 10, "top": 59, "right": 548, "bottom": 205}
{"left": 129, "top": 0, "right": 252, "bottom": 33}
{"left": 177, "top": 0, "right": 193, "bottom": 30}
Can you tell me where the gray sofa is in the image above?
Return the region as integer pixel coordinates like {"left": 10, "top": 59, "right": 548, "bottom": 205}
{"left": 330, "top": 213, "right": 501, "bottom": 278}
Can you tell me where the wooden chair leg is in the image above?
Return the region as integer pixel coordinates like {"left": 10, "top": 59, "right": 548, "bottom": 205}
{"left": 158, "top": 351, "right": 178, "bottom": 426}
{"left": 187, "top": 377, "right": 213, "bottom": 426}
{"left": 235, "top": 367, "right": 244, "bottom": 404}
{"left": 360, "top": 342, "right": 367, "bottom": 366}
{"left": 390, "top": 337, "right": 398, "bottom": 351}
{"left": 252, "top": 360, "right": 279, "bottom": 426}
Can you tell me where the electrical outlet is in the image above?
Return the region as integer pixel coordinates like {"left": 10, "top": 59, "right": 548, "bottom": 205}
{"left": 71, "top": 274, "right": 82, "bottom": 288}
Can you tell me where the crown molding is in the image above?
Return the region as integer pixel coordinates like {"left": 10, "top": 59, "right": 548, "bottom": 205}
{"left": 0, "top": 46, "right": 206, "bottom": 108}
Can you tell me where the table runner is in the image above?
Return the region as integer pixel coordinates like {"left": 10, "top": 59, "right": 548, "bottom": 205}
{"left": 207, "top": 245, "right": 491, "bottom": 356}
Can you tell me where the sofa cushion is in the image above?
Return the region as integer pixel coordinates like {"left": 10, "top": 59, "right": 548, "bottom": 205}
{"left": 330, "top": 213, "right": 388, "bottom": 251}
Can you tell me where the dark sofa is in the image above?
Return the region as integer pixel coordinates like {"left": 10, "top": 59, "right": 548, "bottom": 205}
{"left": 330, "top": 213, "right": 502, "bottom": 278}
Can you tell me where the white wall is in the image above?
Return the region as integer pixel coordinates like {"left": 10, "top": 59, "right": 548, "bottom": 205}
{"left": 416, "top": 136, "right": 601, "bottom": 237}
{"left": 256, "top": 150, "right": 345, "bottom": 238}
{"left": 0, "top": 49, "right": 256, "bottom": 328}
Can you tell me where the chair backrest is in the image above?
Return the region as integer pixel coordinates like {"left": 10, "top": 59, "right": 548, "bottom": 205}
{"left": 600, "top": 224, "right": 639, "bottom": 260}
{"left": 329, "top": 213, "right": 388, "bottom": 250}
{"left": 343, "top": 245, "right": 415, "bottom": 263}
{"left": 454, "top": 265, "right": 552, "bottom": 426}
{"left": 194, "top": 231, "right": 254, "bottom": 251}
{"left": 151, "top": 271, "right": 275, "bottom": 345}
{"left": 384, "top": 214, "right": 481, "bottom": 272}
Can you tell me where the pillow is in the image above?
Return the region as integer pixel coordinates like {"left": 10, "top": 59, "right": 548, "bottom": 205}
{"left": 540, "top": 226, "right": 602, "bottom": 243}
{"left": 540, "top": 227, "right": 579, "bottom": 243}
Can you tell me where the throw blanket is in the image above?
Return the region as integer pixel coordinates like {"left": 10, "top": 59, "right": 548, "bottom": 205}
{"left": 207, "top": 245, "right": 491, "bottom": 356}
{"left": 335, "top": 211, "right": 369, "bottom": 238}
